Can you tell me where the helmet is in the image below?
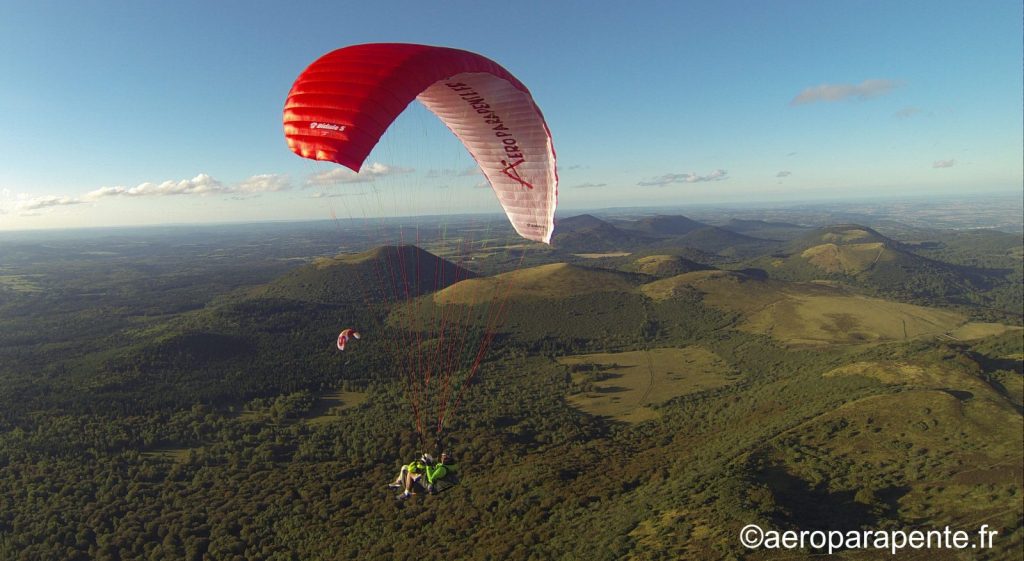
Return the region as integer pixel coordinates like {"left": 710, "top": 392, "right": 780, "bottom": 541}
{"left": 421, "top": 453, "right": 435, "bottom": 464}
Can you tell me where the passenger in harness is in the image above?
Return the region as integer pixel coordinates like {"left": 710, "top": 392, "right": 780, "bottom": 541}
{"left": 390, "top": 453, "right": 431, "bottom": 500}
{"left": 389, "top": 451, "right": 458, "bottom": 499}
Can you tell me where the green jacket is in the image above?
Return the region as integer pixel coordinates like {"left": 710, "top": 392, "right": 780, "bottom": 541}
{"left": 406, "top": 460, "right": 427, "bottom": 475}
{"left": 425, "top": 462, "right": 454, "bottom": 485}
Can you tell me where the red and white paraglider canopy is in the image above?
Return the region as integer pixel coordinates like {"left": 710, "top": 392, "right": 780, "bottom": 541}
{"left": 283, "top": 43, "right": 557, "bottom": 244}
{"left": 337, "top": 328, "right": 360, "bottom": 351}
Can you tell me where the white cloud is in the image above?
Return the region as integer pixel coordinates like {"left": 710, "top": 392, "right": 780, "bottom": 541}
{"left": 776, "top": 171, "right": 792, "bottom": 178}
{"left": 0, "top": 192, "right": 84, "bottom": 217}
{"left": 18, "top": 195, "right": 84, "bottom": 210}
{"left": 235, "top": 174, "right": 292, "bottom": 193}
{"left": 306, "top": 168, "right": 364, "bottom": 186}
{"left": 932, "top": 159, "right": 956, "bottom": 169}
{"left": 84, "top": 173, "right": 295, "bottom": 202}
{"left": 85, "top": 186, "right": 126, "bottom": 199}
{"left": 573, "top": 182, "right": 607, "bottom": 189}
{"left": 86, "top": 173, "right": 224, "bottom": 199}
{"left": 638, "top": 169, "right": 728, "bottom": 186}
{"left": 306, "top": 162, "right": 412, "bottom": 186}
{"left": 790, "top": 79, "right": 902, "bottom": 105}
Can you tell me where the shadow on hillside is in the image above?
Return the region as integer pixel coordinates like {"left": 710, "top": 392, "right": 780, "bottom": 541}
{"left": 736, "top": 268, "right": 769, "bottom": 280}
{"left": 759, "top": 466, "right": 910, "bottom": 539}
{"left": 971, "top": 352, "right": 1024, "bottom": 376}
{"left": 593, "top": 385, "right": 630, "bottom": 394}
{"left": 941, "top": 389, "right": 974, "bottom": 401}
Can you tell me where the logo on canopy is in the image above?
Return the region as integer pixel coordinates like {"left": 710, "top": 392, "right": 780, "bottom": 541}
{"left": 310, "top": 122, "right": 346, "bottom": 132}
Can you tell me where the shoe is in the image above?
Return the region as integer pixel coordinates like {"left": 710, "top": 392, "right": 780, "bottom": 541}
{"left": 396, "top": 492, "right": 412, "bottom": 500}
{"left": 387, "top": 482, "right": 401, "bottom": 489}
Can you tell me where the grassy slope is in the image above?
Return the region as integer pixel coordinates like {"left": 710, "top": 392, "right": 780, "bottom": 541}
{"left": 559, "top": 347, "right": 739, "bottom": 423}
{"left": 641, "top": 269, "right": 1017, "bottom": 346}
{"left": 750, "top": 225, "right": 1020, "bottom": 318}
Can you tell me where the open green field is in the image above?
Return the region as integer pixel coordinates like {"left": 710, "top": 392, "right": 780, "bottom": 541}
{"left": 820, "top": 227, "right": 877, "bottom": 243}
{"left": 558, "top": 347, "right": 738, "bottom": 423}
{"left": 573, "top": 252, "right": 632, "bottom": 258}
{"left": 0, "top": 274, "right": 43, "bottom": 292}
{"left": 435, "top": 262, "right": 636, "bottom": 304}
{"left": 744, "top": 291, "right": 966, "bottom": 345}
{"left": 235, "top": 390, "right": 369, "bottom": 426}
{"left": 799, "top": 242, "right": 889, "bottom": 274}
{"left": 632, "top": 255, "right": 695, "bottom": 276}
{"left": 304, "top": 390, "right": 368, "bottom": 426}
{"left": 948, "top": 322, "right": 1022, "bottom": 341}
{"left": 822, "top": 357, "right": 1004, "bottom": 398}
{"left": 754, "top": 389, "right": 1023, "bottom": 542}
{"left": 642, "top": 270, "right": 1010, "bottom": 346}
{"left": 142, "top": 447, "right": 197, "bottom": 462}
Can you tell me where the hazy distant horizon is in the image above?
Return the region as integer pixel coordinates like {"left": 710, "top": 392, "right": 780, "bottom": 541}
{"left": 2, "top": 189, "right": 1020, "bottom": 238}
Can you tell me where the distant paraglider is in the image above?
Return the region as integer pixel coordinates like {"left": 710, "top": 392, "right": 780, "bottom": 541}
{"left": 337, "top": 328, "right": 361, "bottom": 351}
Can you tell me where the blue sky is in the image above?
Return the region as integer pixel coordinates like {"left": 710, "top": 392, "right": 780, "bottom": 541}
{"left": 1, "top": 0, "right": 1021, "bottom": 230}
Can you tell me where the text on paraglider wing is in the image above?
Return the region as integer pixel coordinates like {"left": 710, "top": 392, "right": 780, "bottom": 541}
{"left": 310, "top": 122, "right": 346, "bottom": 132}
{"left": 446, "top": 82, "right": 533, "bottom": 189}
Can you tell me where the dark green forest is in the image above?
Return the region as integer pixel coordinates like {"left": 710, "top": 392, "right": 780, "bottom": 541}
{"left": 0, "top": 211, "right": 1021, "bottom": 560}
